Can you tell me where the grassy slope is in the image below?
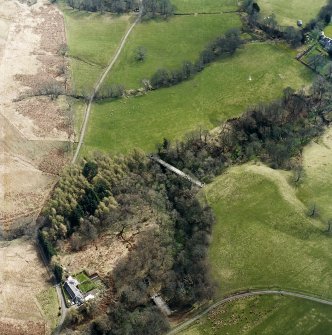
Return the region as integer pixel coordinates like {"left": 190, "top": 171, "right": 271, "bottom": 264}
{"left": 102, "top": 14, "right": 241, "bottom": 89}
{"left": 259, "top": 0, "right": 327, "bottom": 26}
{"left": 84, "top": 43, "right": 313, "bottom": 155}
{"left": 297, "top": 127, "right": 332, "bottom": 223}
{"left": 203, "top": 163, "right": 332, "bottom": 298}
{"left": 172, "top": 0, "right": 238, "bottom": 13}
{"left": 61, "top": 3, "right": 131, "bottom": 94}
{"left": 181, "top": 295, "right": 332, "bottom": 335}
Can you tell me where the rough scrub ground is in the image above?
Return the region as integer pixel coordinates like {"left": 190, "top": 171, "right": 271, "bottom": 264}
{"left": 0, "top": 0, "right": 67, "bottom": 332}
{"left": 0, "top": 238, "right": 58, "bottom": 334}
{"left": 0, "top": 0, "right": 72, "bottom": 236}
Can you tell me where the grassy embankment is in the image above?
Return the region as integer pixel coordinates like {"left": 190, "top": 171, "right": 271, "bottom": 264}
{"left": 297, "top": 127, "right": 332, "bottom": 224}
{"left": 203, "top": 163, "right": 332, "bottom": 298}
{"left": 85, "top": 43, "right": 313, "bottom": 155}
{"left": 180, "top": 295, "right": 332, "bottom": 335}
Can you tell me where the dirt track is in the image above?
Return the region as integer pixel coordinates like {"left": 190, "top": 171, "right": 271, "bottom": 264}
{"left": 72, "top": 2, "right": 142, "bottom": 162}
{"left": 0, "top": 0, "right": 71, "bottom": 236}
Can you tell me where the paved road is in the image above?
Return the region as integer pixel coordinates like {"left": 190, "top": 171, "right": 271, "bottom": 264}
{"left": 167, "top": 289, "right": 332, "bottom": 334}
{"left": 72, "top": 4, "right": 143, "bottom": 163}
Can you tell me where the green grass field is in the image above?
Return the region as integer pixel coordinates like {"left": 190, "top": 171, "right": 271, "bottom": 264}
{"left": 102, "top": 13, "right": 241, "bottom": 89}
{"left": 75, "top": 272, "right": 97, "bottom": 293}
{"left": 172, "top": 0, "right": 238, "bottom": 13}
{"left": 203, "top": 163, "right": 332, "bottom": 299}
{"left": 180, "top": 295, "right": 332, "bottom": 335}
{"left": 36, "top": 288, "right": 59, "bottom": 331}
{"left": 84, "top": 43, "right": 313, "bottom": 155}
{"left": 61, "top": 3, "right": 131, "bottom": 94}
{"left": 325, "top": 24, "right": 332, "bottom": 37}
{"left": 297, "top": 127, "right": 332, "bottom": 224}
{"left": 259, "top": 0, "right": 326, "bottom": 27}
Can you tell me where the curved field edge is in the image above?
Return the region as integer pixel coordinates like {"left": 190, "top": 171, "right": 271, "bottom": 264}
{"left": 179, "top": 294, "right": 332, "bottom": 335}
{"left": 84, "top": 42, "right": 313, "bottom": 155}
{"left": 202, "top": 162, "right": 332, "bottom": 300}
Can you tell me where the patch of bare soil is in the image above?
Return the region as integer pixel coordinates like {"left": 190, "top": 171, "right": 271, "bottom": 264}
{"left": 0, "top": 238, "right": 54, "bottom": 334}
{"left": 0, "top": 0, "right": 72, "bottom": 234}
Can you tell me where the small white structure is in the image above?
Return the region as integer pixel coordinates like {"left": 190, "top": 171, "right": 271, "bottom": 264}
{"left": 297, "top": 20, "right": 303, "bottom": 27}
{"left": 85, "top": 294, "right": 95, "bottom": 302}
{"left": 151, "top": 294, "right": 172, "bottom": 316}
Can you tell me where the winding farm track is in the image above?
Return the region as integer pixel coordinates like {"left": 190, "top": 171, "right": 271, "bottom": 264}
{"left": 72, "top": 4, "right": 142, "bottom": 163}
{"left": 167, "top": 290, "right": 332, "bottom": 334}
